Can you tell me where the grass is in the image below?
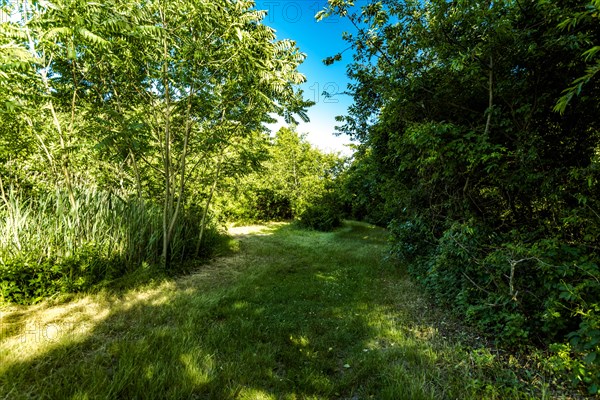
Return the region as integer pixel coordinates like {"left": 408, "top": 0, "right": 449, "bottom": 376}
{"left": 0, "top": 221, "right": 571, "bottom": 399}
{"left": 0, "top": 187, "right": 222, "bottom": 303}
{"left": 0, "top": 187, "right": 162, "bottom": 264}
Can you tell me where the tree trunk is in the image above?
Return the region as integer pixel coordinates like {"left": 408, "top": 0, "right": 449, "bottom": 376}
{"left": 196, "top": 155, "right": 224, "bottom": 257}
{"left": 160, "top": 8, "right": 173, "bottom": 269}
{"left": 165, "top": 83, "right": 195, "bottom": 260}
{"left": 484, "top": 55, "right": 493, "bottom": 137}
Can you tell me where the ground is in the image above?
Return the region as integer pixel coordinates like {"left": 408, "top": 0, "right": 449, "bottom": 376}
{"left": 0, "top": 222, "right": 570, "bottom": 399}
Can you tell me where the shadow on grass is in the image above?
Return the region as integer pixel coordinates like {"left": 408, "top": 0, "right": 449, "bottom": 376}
{"left": 0, "top": 222, "right": 525, "bottom": 399}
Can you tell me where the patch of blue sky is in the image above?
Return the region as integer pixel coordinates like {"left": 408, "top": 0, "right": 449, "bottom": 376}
{"left": 254, "top": 0, "right": 363, "bottom": 155}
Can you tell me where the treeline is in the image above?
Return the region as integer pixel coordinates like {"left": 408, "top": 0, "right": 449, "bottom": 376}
{"left": 0, "top": 0, "right": 311, "bottom": 303}
{"left": 319, "top": 0, "right": 600, "bottom": 394}
{"left": 216, "top": 126, "right": 345, "bottom": 230}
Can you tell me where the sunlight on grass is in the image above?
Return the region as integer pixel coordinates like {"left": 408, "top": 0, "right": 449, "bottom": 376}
{"left": 289, "top": 334, "right": 310, "bottom": 347}
{"left": 180, "top": 352, "right": 215, "bottom": 386}
{"left": 233, "top": 300, "right": 249, "bottom": 310}
{"left": 0, "top": 221, "right": 562, "bottom": 399}
{"left": 227, "top": 222, "right": 285, "bottom": 237}
{"left": 0, "top": 282, "right": 173, "bottom": 370}
{"left": 237, "top": 388, "right": 276, "bottom": 400}
{"left": 314, "top": 272, "right": 337, "bottom": 282}
{"left": 1, "top": 297, "right": 108, "bottom": 367}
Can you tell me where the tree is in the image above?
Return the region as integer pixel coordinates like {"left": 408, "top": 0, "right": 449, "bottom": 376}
{"left": 320, "top": 0, "right": 600, "bottom": 391}
{"left": 13, "top": 0, "right": 311, "bottom": 268}
{"left": 221, "top": 126, "right": 344, "bottom": 223}
{"left": 0, "top": 0, "right": 311, "bottom": 303}
{"left": 555, "top": 0, "right": 600, "bottom": 113}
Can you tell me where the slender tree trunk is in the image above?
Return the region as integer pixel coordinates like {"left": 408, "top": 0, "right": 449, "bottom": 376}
{"left": 464, "top": 55, "right": 493, "bottom": 209}
{"left": 195, "top": 110, "right": 229, "bottom": 256}
{"left": 196, "top": 155, "right": 224, "bottom": 257}
{"left": 160, "top": 9, "right": 173, "bottom": 269}
{"left": 166, "top": 83, "right": 195, "bottom": 255}
{"left": 484, "top": 55, "right": 493, "bottom": 137}
{"left": 0, "top": 174, "right": 8, "bottom": 207}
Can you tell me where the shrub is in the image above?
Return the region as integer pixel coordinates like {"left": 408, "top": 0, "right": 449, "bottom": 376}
{"left": 297, "top": 193, "right": 342, "bottom": 231}
{"left": 249, "top": 188, "right": 293, "bottom": 221}
{"left": 388, "top": 216, "right": 435, "bottom": 263}
{"left": 390, "top": 217, "right": 600, "bottom": 391}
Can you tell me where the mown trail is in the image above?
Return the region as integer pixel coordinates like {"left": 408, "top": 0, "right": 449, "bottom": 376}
{"left": 1, "top": 222, "right": 555, "bottom": 399}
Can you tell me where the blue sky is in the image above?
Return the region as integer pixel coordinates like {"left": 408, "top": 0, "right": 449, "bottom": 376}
{"left": 255, "top": 0, "right": 357, "bottom": 155}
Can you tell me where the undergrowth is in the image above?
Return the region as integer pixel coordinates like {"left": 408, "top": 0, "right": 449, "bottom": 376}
{"left": 0, "top": 188, "right": 222, "bottom": 304}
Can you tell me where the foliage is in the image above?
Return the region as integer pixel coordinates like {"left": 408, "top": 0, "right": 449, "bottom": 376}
{"left": 236, "top": 188, "right": 294, "bottom": 222}
{"left": 0, "top": 0, "right": 309, "bottom": 301}
{"left": 555, "top": 0, "right": 600, "bottom": 113}
{"left": 221, "top": 126, "right": 345, "bottom": 223}
{"left": 0, "top": 187, "right": 218, "bottom": 304}
{"left": 297, "top": 191, "right": 343, "bottom": 231}
{"left": 321, "top": 0, "right": 600, "bottom": 393}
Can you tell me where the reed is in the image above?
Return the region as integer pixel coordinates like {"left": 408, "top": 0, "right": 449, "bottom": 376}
{"left": 0, "top": 187, "right": 215, "bottom": 303}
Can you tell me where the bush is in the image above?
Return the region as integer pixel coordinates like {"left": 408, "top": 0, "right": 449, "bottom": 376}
{"left": 297, "top": 193, "right": 343, "bottom": 231}
{"left": 249, "top": 188, "right": 293, "bottom": 221}
{"left": 388, "top": 216, "right": 435, "bottom": 263}
{"left": 390, "top": 217, "right": 600, "bottom": 392}
{"left": 0, "top": 249, "right": 117, "bottom": 304}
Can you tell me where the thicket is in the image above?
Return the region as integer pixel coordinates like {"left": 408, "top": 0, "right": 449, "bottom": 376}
{"left": 0, "top": 0, "right": 309, "bottom": 303}
{"left": 322, "top": 0, "right": 600, "bottom": 393}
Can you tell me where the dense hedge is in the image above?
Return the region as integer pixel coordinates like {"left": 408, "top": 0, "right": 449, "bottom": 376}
{"left": 329, "top": 0, "right": 600, "bottom": 393}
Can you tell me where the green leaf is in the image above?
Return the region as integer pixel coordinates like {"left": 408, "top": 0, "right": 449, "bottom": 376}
{"left": 77, "top": 28, "right": 108, "bottom": 48}
{"left": 584, "top": 352, "right": 597, "bottom": 364}
{"left": 315, "top": 10, "right": 329, "bottom": 21}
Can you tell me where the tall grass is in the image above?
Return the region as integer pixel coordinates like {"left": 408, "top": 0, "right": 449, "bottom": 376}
{"left": 0, "top": 187, "right": 217, "bottom": 303}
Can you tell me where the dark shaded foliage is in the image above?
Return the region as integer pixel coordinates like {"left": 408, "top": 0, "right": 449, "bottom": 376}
{"left": 326, "top": 0, "right": 600, "bottom": 392}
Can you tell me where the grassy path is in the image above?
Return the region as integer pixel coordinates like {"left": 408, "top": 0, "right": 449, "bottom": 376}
{"left": 1, "top": 222, "right": 556, "bottom": 399}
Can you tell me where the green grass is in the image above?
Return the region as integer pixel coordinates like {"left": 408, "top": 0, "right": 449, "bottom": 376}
{"left": 0, "top": 188, "right": 223, "bottom": 303}
{"left": 0, "top": 221, "right": 566, "bottom": 399}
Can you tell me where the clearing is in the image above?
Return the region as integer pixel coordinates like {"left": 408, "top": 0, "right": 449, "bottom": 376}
{"left": 1, "top": 222, "right": 562, "bottom": 399}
